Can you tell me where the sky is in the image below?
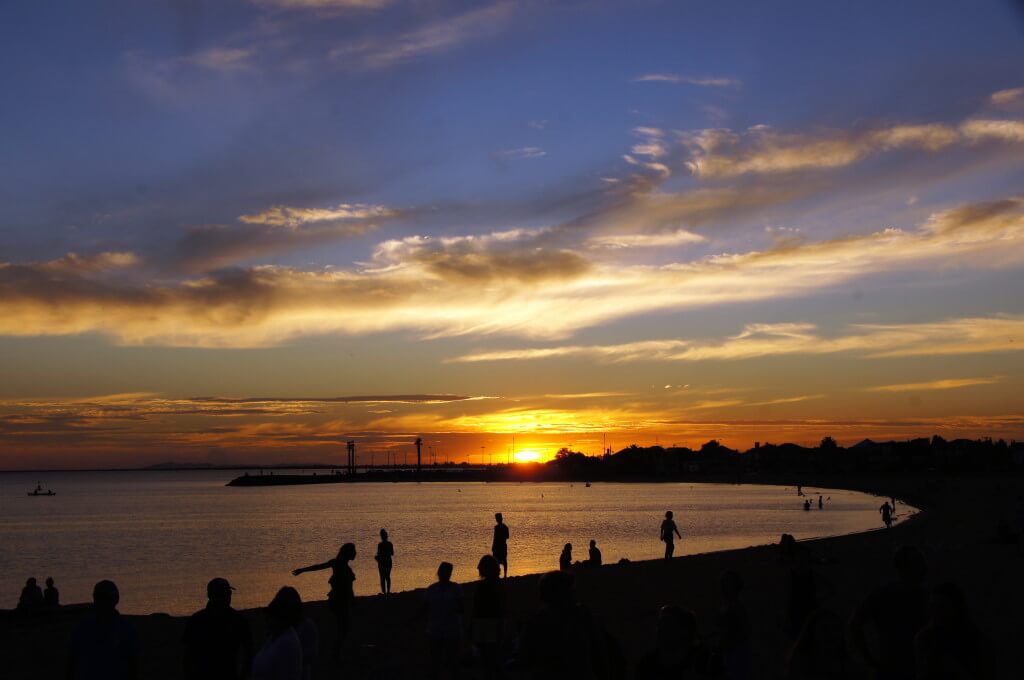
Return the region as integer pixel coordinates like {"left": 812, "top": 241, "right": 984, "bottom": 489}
{"left": 1, "top": 0, "right": 1023, "bottom": 469}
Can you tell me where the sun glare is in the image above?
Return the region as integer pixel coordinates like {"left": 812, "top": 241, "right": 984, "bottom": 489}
{"left": 513, "top": 449, "right": 542, "bottom": 463}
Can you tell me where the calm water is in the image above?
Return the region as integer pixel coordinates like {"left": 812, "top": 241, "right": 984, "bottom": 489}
{"left": 0, "top": 471, "right": 909, "bottom": 615}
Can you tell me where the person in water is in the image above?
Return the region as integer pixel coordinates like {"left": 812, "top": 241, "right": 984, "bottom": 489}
{"left": 293, "top": 542, "right": 356, "bottom": 661}
{"left": 818, "top": 495, "right": 824, "bottom": 510}
{"left": 661, "top": 511, "right": 682, "bottom": 559}
{"left": 375, "top": 529, "right": 394, "bottom": 595}
{"left": 492, "top": 513, "right": 510, "bottom": 578}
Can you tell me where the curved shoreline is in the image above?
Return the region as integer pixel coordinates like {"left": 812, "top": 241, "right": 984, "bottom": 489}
{"left": 5, "top": 474, "right": 1020, "bottom": 679}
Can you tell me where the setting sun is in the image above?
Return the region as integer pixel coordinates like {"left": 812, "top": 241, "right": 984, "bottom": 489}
{"left": 513, "top": 449, "right": 543, "bottom": 463}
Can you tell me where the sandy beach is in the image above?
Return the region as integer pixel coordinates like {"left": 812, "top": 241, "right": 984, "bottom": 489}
{"left": 3, "top": 474, "right": 1022, "bottom": 679}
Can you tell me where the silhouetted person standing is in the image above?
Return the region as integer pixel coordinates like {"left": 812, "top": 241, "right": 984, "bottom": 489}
{"left": 18, "top": 577, "right": 43, "bottom": 612}
{"left": 492, "top": 513, "right": 510, "bottom": 578}
{"left": 472, "top": 555, "right": 505, "bottom": 679}
{"left": 44, "top": 577, "right": 59, "bottom": 608}
{"left": 375, "top": 529, "right": 395, "bottom": 595}
{"left": 252, "top": 587, "right": 302, "bottom": 680}
{"left": 880, "top": 501, "right": 894, "bottom": 529}
{"left": 818, "top": 495, "right": 824, "bottom": 510}
{"left": 67, "top": 580, "right": 139, "bottom": 680}
{"left": 850, "top": 545, "right": 929, "bottom": 680}
{"left": 293, "top": 542, "right": 356, "bottom": 661}
{"left": 661, "top": 511, "right": 682, "bottom": 559}
{"left": 559, "top": 543, "right": 573, "bottom": 571}
{"left": 424, "top": 561, "right": 464, "bottom": 679}
{"left": 587, "top": 539, "right": 602, "bottom": 567}
{"left": 183, "top": 577, "right": 253, "bottom": 680}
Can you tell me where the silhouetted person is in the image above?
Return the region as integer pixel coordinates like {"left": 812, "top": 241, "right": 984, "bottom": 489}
{"left": 587, "top": 539, "right": 602, "bottom": 568}
{"left": 18, "top": 577, "right": 43, "bottom": 612}
{"left": 183, "top": 577, "right": 253, "bottom": 680}
{"left": 803, "top": 499, "right": 812, "bottom": 512}
{"left": 519, "top": 570, "right": 603, "bottom": 679}
{"left": 559, "top": 543, "right": 573, "bottom": 571}
{"left": 850, "top": 545, "right": 929, "bottom": 680}
{"left": 786, "top": 610, "right": 848, "bottom": 679}
{"left": 818, "top": 495, "right": 823, "bottom": 510}
{"left": 714, "top": 571, "right": 752, "bottom": 680}
{"left": 44, "top": 577, "right": 60, "bottom": 608}
{"left": 636, "top": 606, "right": 707, "bottom": 679}
{"left": 375, "top": 529, "right": 395, "bottom": 595}
{"left": 492, "top": 513, "right": 510, "bottom": 578}
{"left": 293, "top": 542, "right": 356, "bottom": 661}
{"left": 66, "top": 580, "right": 139, "bottom": 680}
{"left": 661, "top": 511, "right": 682, "bottom": 559}
{"left": 472, "top": 555, "right": 505, "bottom": 679}
{"left": 880, "top": 501, "right": 894, "bottom": 529}
{"left": 783, "top": 543, "right": 818, "bottom": 640}
{"left": 274, "top": 586, "right": 319, "bottom": 680}
{"left": 424, "top": 561, "right": 463, "bottom": 679}
{"left": 252, "top": 587, "right": 302, "bottom": 680}
{"left": 915, "top": 583, "right": 990, "bottom": 679}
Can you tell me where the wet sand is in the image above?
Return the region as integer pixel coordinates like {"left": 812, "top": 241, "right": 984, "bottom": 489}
{"left": 3, "top": 474, "right": 1022, "bottom": 678}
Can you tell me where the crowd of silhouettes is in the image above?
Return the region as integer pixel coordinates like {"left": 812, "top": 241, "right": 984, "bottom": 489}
{"left": 47, "top": 506, "right": 996, "bottom": 679}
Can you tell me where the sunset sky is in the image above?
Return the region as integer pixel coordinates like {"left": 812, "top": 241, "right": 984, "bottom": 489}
{"left": 2, "top": 1, "right": 1023, "bottom": 469}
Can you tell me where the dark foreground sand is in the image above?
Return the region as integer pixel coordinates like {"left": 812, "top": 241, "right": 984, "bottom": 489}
{"left": 3, "top": 475, "right": 1022, "bottom": 678}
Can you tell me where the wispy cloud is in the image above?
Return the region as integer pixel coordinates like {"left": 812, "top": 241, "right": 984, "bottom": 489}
{"left": 330, "top": 2, "right": 514, "bottom": 70}
{"left": 451, "top": 315, "right": 1024, "bottom": 363}
{"left": 865, "top": 377, "right": 1003, "bottom": 393}
{"left": 587, "top": 229, "right": 705, "bottom": 250}
{"left": 991, "top": 87, "right": 1024, "bottom": 106}
{"left": 491, "top": 147, "right": 546, "bottom": 161}
{"left": 633, "top": 73, "right": 740, "bottom": 87}
{"left": 239, "top": 203, "right": 395, "bottom": 228}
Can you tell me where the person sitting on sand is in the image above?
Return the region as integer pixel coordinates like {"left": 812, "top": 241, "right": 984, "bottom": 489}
{"left": 587, "top": 539, "right": 602, "bottom": 568}
{"left": 915, "top": 582, "right": 991, "bottom": 680}
{"left": 713, "top": 571, "right": 752, "bottom": 680}
{"left": 880, "top": 501, "right": 894, "bottom": 529}
{"left": 472, "top": 555, "right": 505, "bottom": 680}
{"left": 636, "top": 606, "right": 709, "bottom": 679}
{"left": 67, "top": 580, "right": 139, "bottom": 680}
{"left": 423, "top": 561, "right": 464, "bottom": 679}
{"left": 292, "top": 543, "right": 356, "bottom": 661}
{"left": 252, "top": 588, "right": 303, "bottom": 680}
{"left": 44, "top": 577, "right": 59, "bottom": 608}
{"left": 518, "top": 570, "right": 603, "bottom": 678}
{"left": 17, "top": 577, "right": 43, "bottom": 612}
{"left": 786, "top": 610, "right": 848, "bottom": 680}
{"left": 850, "top": 545, "right": 928, "bottom": 680}
{"left": 492, "top": 513, "right": 510, "bottom": 578}
{"left": 375, "top": 529, "right": 395, "bottom": 595}
{"left": 183, "top": 577, "right": 253, "bottom": 680}
{"left": 559, "top": 543, "right": 573, "bottom": 571}
{"left": 661, "top": 511, "right": 682, "bottom": 559}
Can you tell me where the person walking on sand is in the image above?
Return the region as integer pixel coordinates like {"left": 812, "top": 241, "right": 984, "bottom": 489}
{"left": 661, "top": 511, "right": 682, "bottom": 559}
{"left": 375, "top": 529, "right": 394, "bottom": 595}
{"left": 880, "top": 501, "right": 894, "bottom": 529}
{"left": 293, "top": 542, "right": 356, "bottom": 661}
{"left": 492, "top": 513, "right": 510, "bottom": 578}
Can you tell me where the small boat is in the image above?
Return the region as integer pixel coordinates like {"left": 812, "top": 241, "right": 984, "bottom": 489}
{"left": 27, "top": 482, "right": 55, "bottom": 497}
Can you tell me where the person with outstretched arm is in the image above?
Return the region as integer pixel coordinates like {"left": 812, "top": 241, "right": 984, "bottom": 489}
{"left": 293, "top": 543, "right": 356, "bottom": 661}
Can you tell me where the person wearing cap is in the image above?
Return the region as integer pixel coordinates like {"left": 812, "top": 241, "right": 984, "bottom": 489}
{"left": 67, "top": 580, "right": 139, "bottom": 680}
{"left": 183, "top": 577, "right": 253, "bottom": 680}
